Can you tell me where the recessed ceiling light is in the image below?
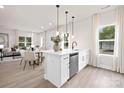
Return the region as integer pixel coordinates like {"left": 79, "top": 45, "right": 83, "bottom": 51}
{"left": 0, "top": 5, "right": 4, "bottom": 9}
{"left": 41, "top": 26, "right": 44, "bottom": 29}
{"left": 49, "top": 22, "right": 52, "bottom": 26}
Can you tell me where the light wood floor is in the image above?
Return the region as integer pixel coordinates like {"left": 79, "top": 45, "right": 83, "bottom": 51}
{"left": 0, "top": 60, "right": 124, "bottom": 88}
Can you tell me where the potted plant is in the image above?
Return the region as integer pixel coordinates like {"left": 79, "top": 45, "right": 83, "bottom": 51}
{"left": 51, "top": 35, "right": 62, "bottom": 52}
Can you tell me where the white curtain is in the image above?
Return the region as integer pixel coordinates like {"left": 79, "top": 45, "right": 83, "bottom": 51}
{"left": 114, "top": 6, "right": 124, "bottom": 73}
{"left": 90, "top": 14, "right": 100, "bottom": 66}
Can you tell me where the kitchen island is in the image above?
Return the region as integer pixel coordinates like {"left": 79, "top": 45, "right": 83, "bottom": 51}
{"left": 42, "top": 49, "right": 89, "bottom": 87}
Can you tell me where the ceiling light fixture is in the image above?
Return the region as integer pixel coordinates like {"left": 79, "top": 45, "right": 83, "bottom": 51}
{"left": 0, "top": 5, "right": 4, "bottom": 9}
{"left": 41, "top": 26, "right": 44, "bottom": 29}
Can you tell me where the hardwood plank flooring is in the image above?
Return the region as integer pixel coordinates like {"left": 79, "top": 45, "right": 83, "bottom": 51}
{"left": 0, "top": 60, "right": 124, "bottom": 88}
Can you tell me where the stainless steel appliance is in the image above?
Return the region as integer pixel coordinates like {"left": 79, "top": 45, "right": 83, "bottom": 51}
{"left": 69, "top": 52, "right": 78, "bottom": 78}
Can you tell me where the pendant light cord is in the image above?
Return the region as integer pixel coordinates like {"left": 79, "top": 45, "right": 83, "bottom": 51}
{"left": 56, "top": 5, "right": 60, "bottom": 32}
{"left": 65, "top": 11, "right": 68, "bottom": 34}
{"left": 72, "top": 16, "right": 75, "bottom": 36}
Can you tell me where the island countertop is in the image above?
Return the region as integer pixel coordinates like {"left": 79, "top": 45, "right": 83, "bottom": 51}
{"left": 41, "top": 49, "right": 89, "bottom": 55}
{"left": 41, "top": 49, "right": 79, "bottom": 55}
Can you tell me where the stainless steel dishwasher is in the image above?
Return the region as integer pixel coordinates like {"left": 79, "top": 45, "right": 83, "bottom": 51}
{"left": 69, "top": 52, "right": 78, "bottom": 78}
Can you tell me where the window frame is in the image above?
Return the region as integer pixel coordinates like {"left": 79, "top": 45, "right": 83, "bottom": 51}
{"left": 97, "top": 24, "right": 116, "bottom": 56}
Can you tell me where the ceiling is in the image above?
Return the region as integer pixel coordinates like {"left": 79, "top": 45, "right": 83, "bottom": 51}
{"left": 0, "top": 5, "right": 117, "bottom": 33}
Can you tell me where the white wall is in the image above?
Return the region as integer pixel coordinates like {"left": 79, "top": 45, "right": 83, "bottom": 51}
{"left": 72, "top": 17, "right": 92, "bottom": 49}
{"left": 33, "top": 33, "right": 41, "bottom": 46}
{"left": 45, "top": 30, "right": 56, "bottom": 50}
{"left": 97, "top": 55, "right": 114, "bottom": 70}
{"left": 40, "top": 31, "right": 46, "bottom": 49}
{"left": 100, "top": 9, "right": 116, "bottom": 25}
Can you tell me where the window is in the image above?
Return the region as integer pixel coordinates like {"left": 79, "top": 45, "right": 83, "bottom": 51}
{"left": 19, "top": 36, "right": 25, "bottom": 48}
{"left": 26, "top": 37, "right": 32, "bottom": 47}
{"left": 64, "top": 33, "right": 69, "bottom": 49}
{"left": 40, "top": 37, "right": 43, "bottom": 47}
{"left": 19, "top": 36, "right": 32, "bottom": 48}
{"left": 98, "top": 25, "right": 115, "bottom": 55}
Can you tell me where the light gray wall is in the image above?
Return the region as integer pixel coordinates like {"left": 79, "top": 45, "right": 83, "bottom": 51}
{"left": 100, "top": 9, "right": 115, "bottom": 25}
{"left": 72, "top": 17, "right": 92, "bottom": 49}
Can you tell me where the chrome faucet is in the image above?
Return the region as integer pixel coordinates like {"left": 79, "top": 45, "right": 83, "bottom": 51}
{"left": 72, "top": 41, "right": 77, "bottom": 50}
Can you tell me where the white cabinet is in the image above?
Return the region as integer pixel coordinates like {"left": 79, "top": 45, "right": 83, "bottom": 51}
{"left": 44, "top": 53, "right": 69, "bottom": 87}
{"left": 43, "top": 49, "right": 89, "bottom": 87}
{"left": 78, "top": 49, "right": 89, "bottom": 71}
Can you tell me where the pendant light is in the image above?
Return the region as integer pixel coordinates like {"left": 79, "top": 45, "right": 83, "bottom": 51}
{"left": 56, "top": 5, "right": 60, "bottom": 36}
{"left": 65, "top": 11, "right": 68, "bottom": 35}
{"left": 72, "top": 16, "right": 75, "bottom": 39}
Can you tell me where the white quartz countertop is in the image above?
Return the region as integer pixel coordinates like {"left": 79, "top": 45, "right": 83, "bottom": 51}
{"left": 41, "top": 49, "right": 88, "bottom": 55}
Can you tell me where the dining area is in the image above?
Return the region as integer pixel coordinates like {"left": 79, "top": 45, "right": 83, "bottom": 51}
{"left": 19, "top": 47, "right": 45, "bottom": 70}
